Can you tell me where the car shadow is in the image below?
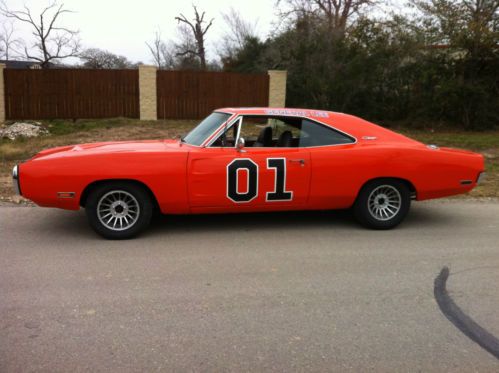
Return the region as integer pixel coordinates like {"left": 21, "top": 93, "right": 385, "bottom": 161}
{"left": 147, "top": 209, "right": 357, "bottom": 236}
{"left": 25, "top": 201, "right": 459, "bottom": 241}
{"left": 145, "top": 201, "right": 456, "bottom": 237}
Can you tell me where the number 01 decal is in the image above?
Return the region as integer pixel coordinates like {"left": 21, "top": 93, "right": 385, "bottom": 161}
{"left": 266, "top": 158, "right": 293, "bottom": 201}
{"left": 227, "top": 158, "right": 293, "bottom": 203}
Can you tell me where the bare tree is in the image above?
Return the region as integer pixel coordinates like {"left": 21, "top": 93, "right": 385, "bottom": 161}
{"left": 0, "top": 1, "right": 80, "bottom": 67}
{"left": 0, "top": 19, "right": 22, "bottom": 60}
{"left": 277, "top": 0, "right": 376, "bottom": 34}
{"left": 146, "top": 30, "right": 164, "bottom": 67}
{"left": 146, "top": 30, "right": 176, "bottom": 68}
{"left": 221, "top": 7, "right": 258, "bottom": 50}
{"left": 218, "top": 8, "right": 259, "bottom": 65}
{"left": 174, "top": 24, "right": 202, "bottom": 69}
{"left": 175, "top": 6, "right": 214, "bottom": 69}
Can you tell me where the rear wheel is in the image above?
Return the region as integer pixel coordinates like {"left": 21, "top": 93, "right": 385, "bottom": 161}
{"left": 353, "top": 179, "right": 411, "bottom": 229}
{"left": 86, "top": 182, "right": 153, "bottom": 239}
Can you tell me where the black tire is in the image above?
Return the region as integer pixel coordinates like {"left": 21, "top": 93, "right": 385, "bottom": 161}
{"left": 353, "top": 179, "right": 411, "bottom": 230}
{"left": 85, "top": 182, "right": 153, "bottom": 239}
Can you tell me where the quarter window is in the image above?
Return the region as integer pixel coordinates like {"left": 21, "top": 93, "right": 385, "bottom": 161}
{"left": 298, "top": 119, "right": 354, "bottom": 147}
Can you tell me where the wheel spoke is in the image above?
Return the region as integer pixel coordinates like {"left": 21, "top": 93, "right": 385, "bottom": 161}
{"left": 97, "top": 190, "right": 141, "bottom": 231}
{"left": 368, "top": 185, "right": 402, "bottom": 221}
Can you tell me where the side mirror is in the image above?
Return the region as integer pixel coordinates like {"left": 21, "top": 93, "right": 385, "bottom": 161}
{"left": 236, "top": 137, "right": 245, "bottom": 152}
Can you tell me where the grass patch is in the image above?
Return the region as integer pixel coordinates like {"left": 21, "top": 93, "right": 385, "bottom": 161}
{"left": 1, "top": 119, "right": 497, "bottom": 201}
{"left": 1, "top": 118, "right": 197, "bottom": 161}
{"left": 42, "top": 118, "right": 133, "bottom": 135}
{"left": 399, "top": 130, "right": 499, "bottom": 151}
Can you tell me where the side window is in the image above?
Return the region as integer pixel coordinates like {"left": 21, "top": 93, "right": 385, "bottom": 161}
{"left": 239, "top": 117, "right": 267, "bottom": 146}
{"left": 270, "top": 118, "right": 300, "bottom": 140}
{"left": 298, "top": 119, "right": 354, "bottom": 147}
{"left": 210, "top": 120, "right": 239, "bottom": 147}
{"left": 239, "top": 116, "right": 301, "bottom": 148}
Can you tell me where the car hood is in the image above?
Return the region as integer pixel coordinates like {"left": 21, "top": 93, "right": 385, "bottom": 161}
{"left": 30, "top": 139, "right": 181, "bottom": 161}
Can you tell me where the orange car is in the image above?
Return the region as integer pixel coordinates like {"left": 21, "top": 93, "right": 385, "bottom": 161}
{"left": 13, "top": 108, "right": 485, "bottom": 239}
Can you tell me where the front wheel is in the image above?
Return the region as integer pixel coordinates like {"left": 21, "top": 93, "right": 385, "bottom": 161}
{"left": 353, "top": 179, "right": 411, "bottom": 229}
{"left": 86, "top": 182, "right": 153, "bottom": 239}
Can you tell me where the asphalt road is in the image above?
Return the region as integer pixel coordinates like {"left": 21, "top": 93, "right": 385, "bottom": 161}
{"left": 1, "top": 200, "right": 499, "bottom": 372}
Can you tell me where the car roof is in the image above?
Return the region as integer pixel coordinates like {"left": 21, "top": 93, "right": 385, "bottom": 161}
{"left": 214, "top": 107, "right": 418, "bottom": 144}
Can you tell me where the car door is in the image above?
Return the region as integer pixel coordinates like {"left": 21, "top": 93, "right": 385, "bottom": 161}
{"left": 299, "top": 118, "right": 359, "bottom": 210}
{"left": 187, "top": 116, "right": 311, "bottom": 213}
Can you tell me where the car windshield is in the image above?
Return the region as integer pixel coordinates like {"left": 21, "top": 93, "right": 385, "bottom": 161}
{"left": 182, "top": 112, "right": 232, "bottom": 146}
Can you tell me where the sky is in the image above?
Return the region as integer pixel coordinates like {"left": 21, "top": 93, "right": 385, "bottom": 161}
{"left": 1, "top": 0, "right": 277, "bottom": 64}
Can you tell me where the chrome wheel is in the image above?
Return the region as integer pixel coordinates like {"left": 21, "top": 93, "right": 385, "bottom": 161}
{"left": 367, "top": 185, "right": 401, "bottom": 221}
{"left": 97, "top": 190, "right": 140, "bottom": 231}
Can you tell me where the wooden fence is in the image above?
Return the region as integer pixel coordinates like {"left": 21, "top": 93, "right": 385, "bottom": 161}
{"left": 157, "top": 71, "right": 269, "bottom": 119}
{"left": 2, "top": 68, "right": 275, "bottom": 121}
{"left": 4, "top": 69, "right": 139, "bottom": 120}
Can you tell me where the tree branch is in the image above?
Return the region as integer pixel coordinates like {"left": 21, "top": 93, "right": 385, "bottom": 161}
{"left": 2, "top": 1, "right": 80, "bottom": 67}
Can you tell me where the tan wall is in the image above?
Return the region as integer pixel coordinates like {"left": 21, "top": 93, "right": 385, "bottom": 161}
{"left": 0, "top": 64, "right": 5, "bottom": 124}
{"left": 268, "top": 70, "right": 287, "bottom": 108}
{"left": 139, "top": 65, "right": 157, "bottom": 120}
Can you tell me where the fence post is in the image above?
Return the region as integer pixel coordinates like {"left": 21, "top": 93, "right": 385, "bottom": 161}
{"left": 0, "top": 63, "right": 5, "bottom": 123}
{"left": 267, "top": 70, "right": 287, "bottom": 108}
{"left": 139, "top": 64, "right": 157, "bottom": 120}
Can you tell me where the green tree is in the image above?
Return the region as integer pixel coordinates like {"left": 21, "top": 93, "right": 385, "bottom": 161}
{"left": 223, "top": 1, "right": 498, "bottom": 130}
{"left": 411, "top": 0, "right": 499, "bottom": 129}
{"left": 80, "top": 48, "right": 133, "bottom": 69}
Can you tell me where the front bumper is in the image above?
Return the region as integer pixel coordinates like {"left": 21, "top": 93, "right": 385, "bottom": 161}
{"left": 12, "top": 165, "right": 21, "bottom": 195}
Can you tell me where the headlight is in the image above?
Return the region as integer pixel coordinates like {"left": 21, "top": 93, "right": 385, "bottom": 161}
{"left": 12, "top": 165, "right": 21, "bottom": 195}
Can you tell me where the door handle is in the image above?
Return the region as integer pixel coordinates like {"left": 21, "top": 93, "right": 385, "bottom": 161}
{"left": 289, "top": 159, "right": 305, "bottom": 166}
